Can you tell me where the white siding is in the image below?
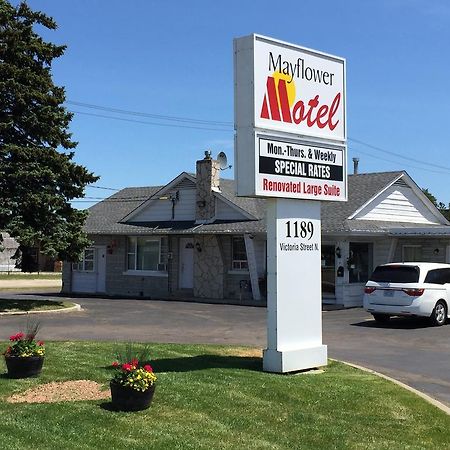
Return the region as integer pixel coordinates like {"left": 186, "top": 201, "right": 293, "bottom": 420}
{"left": 216, "top": 199, "right": 248, "bottom": 221}
{"left": 355, "top": 186, "right": 440, "bottom": 224}
{"left": 132, "top": 189, "right": 196, "bottom": 222}
{"left": 0, "top": 232, "right": 19, "bottom": 271}
{"left": 373, "top": 238, "right": 393, "bottom": 267}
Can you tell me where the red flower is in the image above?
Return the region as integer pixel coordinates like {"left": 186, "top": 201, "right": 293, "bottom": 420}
{"left": 121, "top": 363, "right": 133, "bottom": 372}
{"left": 131, "top": 358, "right": 139, "bottom": 368}
{"left": 9, "top": 332, "right": 24, "bottom": 342}
{"left": 111, "top": 361, "right": 119, "bottom": 367}
{"left": 37, "top": 341, "right": 45, "bottom": 346}
{"left": 143, "top": 364, "right": 153, "bottom": 372}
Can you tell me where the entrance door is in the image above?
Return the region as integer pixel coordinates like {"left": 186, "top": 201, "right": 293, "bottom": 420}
{"left": 321, "top": 245, "right": 336, "bottom": 298}
{"left": 96, "top": 246, "right": 106, "bottom": 293}
{"left": 179, "top": 238, "right": 194, "bottom": 289}
{"left": 72, "top": 246, "right": 106, "bottom": 293}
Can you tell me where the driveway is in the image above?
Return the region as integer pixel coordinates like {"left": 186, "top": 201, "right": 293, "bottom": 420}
{"left": 0, "top": 293, "right": 449, "bottom": 407}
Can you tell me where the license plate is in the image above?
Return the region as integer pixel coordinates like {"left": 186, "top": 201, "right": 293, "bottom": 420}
{"left": 384, "top": 290, "right": 395, "bottom": 297}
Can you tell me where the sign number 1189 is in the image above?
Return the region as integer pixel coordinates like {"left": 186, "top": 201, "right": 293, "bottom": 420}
{"left": 285, "top": 220, "right": 314, "bottom": 240}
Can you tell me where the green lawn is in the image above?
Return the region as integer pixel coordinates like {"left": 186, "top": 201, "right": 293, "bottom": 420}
{"left": 0, "top": 273, "right": 62, "bottom": 280}
{"left": 0, "top": 342, "right": 449, "bottom": 450}
{"left": 0, "top": 299, "right": 75, "bottom": 313}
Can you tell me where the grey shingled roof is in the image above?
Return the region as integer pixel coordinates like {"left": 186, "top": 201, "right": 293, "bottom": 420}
{"left": 83, "top": 171, "right": 442, "bottom": 236}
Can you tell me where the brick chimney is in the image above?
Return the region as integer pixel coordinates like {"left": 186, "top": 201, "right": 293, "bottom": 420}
{"left": 195, "top": 151, "right": 220, "bottom": 223}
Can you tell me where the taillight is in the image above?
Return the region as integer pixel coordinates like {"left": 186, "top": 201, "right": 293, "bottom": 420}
{"left": 402, "top": 288, "right": 425, "bottom": 297}
{"left": 364, "top": 287, "right": 376, "bottom": 294}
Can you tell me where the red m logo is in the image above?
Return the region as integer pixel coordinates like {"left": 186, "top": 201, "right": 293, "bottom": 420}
{"left": 260, "top": 77, "right": 292, "bottom": 123}
{"left": 260, "top": 76, "right": 341, "bottom": 131}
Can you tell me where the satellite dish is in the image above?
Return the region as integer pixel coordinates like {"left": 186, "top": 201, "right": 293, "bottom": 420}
{"left": 217, "top": 151, "right": 230, "bottom": 170}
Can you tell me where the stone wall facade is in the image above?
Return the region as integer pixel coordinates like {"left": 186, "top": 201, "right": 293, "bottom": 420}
{"left": 193, "top": 235, "right": 225, "bottom": 299}
{"left": 195, "top": 156, "right": 220, "bottom": 223}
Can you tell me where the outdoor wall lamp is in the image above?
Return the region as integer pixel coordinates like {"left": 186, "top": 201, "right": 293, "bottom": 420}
{"left": 335, "top": 246, "right": 341, "bottom": 258}
{"left": 107, "top": 239, "right": 118, "bottom": 255}
{"left": 434, "top": 248, "right": 440, "bottom": 255}
{"left": 195, "top": 242, "right": 202, "bottom": 252}
{"left": 196, "top": 200, "right": 206, "bottom": 208}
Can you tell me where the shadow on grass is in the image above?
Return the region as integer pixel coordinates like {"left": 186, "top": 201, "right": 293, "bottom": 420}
{"left": 101, "top": 355, "right": 263, "bottom": 373}
{"left": 151, "top": 355, "right": 262, "bottom": 373}
{"left": 0, "top": 299, "right": 66, "bottom": 312}
{"left": 99, "top": 402, "right": 117, "bottom": 412}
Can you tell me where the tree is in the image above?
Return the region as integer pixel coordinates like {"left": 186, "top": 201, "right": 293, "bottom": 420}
{"left": 422, "top": 188, "right": 450, "bottom": 221}
{"left": 0, "top": 1, "right": 98, "bottom": 265}
{"left": 422, "top": 188, "right": 438, "bottom": 207}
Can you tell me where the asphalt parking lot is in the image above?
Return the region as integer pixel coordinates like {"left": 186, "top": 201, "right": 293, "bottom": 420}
{"left": 0, "top": 293, "right": 449, "bottom": 408}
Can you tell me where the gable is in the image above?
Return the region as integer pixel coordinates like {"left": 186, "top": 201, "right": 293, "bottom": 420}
{"left": 215, "top": 197, "right": 252, "bottom": 221}
{"left": 353, "top": 180, "right": 441, "bottom": 224}
{"left": 127, "top": 177, "right": 196, "bottom": 222}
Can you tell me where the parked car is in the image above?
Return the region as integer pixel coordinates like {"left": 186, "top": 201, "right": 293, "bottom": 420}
{"left": 363, "top": 262, "right": 450, "bottom": 326}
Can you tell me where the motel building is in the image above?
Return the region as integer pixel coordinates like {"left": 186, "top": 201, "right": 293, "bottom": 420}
{"left": 62, "top": 153, "right": 450, "bottom": 308}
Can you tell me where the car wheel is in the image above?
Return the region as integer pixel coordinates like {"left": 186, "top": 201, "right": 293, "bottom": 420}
{"left": 430, "top": 301, "right": 447, "bottom": 327}
{"left": 372, "top": 313, "right": 390, "bottom": 323}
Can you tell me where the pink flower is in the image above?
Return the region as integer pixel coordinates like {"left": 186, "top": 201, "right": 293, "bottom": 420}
{"left": 37, "top": 341, "right": 45, "bottom": 346}
{"left": 111, "top": 361, "right": 119, "bottom": 367}
{"left": 143, "top": 364, "right": 153, "bottom": 372}
{"left": 121, "top": 363, "right": 133, "bottom": 372}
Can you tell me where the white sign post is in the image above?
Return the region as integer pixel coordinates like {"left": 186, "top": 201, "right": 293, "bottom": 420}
{"left": 234, "top": 34, "right": 347, "bottom": 373}
{"left": 264, "top": 199, "right": 326, "bottom": 372}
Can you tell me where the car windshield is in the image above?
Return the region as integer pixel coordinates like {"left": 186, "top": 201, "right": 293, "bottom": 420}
{"left": 369, "top": 265, "right": 420, "bottom": 283}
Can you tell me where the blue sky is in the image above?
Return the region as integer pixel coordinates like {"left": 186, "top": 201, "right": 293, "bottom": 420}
{"left": 21, "top": 0, "right": 450, "bottom": 207}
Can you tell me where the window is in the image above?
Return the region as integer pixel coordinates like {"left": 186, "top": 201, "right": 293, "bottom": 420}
{"left": 232, "top": 237, "right": 248, "bottom": 270}
{"left": 72, "top": 248, "right": 95, "bottom": 272}
{"left": 127, "top": 237, "right": 167, "bottom": 271}
{"left": 402, "top": 245, "right": 422, "bottom": 262}
{"left": 348, "top": 242, "right": 372, "bottom": 283}
{"left": 424, "top": 268, "right": 450, "bottom": 285}
{"left": 370, "top": 265, "right": 420, "bottom": 283}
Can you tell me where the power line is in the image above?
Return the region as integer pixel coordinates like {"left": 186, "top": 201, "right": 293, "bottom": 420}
{"left": 72, "top": 198, "right": 147, "bottom": 203}
{"left": 88, "top": 185, "right": 119, "bottom": 191}
{"left": 67, "top": 100, "right": 232, "bottom": 127}
{"left": 70, "top": 110, "right": 233, "bottom": 133}
{"left": 69, "top": 99, "right": 449, "bottom": 173}
{"left": 349, "top": 137, "right": 450, "bottom": 172}
{"left": 349, "top": 146, "right": 450, "bottom": 175}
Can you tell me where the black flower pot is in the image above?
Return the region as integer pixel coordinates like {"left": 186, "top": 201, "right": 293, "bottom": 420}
{"left": 4, "top": 355, "right": 44, "bottom": 378}
{"left": 110, "top": 382, "right": 155, "bottom": 411}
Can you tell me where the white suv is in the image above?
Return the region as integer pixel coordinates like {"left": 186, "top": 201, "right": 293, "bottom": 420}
{"left": 363, "top": 262, "right": 450, "bottom": 326}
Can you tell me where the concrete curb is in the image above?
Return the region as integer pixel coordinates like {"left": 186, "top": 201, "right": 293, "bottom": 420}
{"left": 332, "top": 358, "right": 450, "bottom": 416}
{"left": 0, "top": 303, "right": 82, "bottom": 316}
